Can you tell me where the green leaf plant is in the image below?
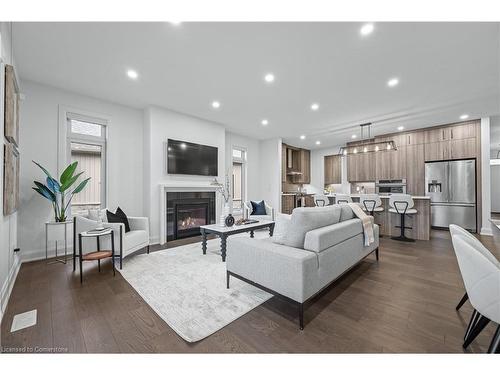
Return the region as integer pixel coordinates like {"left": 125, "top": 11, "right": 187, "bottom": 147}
{"left": 32, "top": 161, "right": 91, "bottom": 222}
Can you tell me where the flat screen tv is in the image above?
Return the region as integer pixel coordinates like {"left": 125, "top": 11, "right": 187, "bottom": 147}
{"left": 167, "top": 139, "right": 218, "bottom": 176}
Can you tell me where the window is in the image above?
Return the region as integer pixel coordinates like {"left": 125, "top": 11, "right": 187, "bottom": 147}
{"left": 232, "top": 147, "right": 246, "bottom": 212}
{"left": 66, "top": 115, "right": 107, "bottom": 216}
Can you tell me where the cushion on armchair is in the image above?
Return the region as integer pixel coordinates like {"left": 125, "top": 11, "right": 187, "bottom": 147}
{"left": 251, "top": 200, "right": 267, "bottom": 215}
{"left": 107, "top": 207, "right": 131, "bottom": 232}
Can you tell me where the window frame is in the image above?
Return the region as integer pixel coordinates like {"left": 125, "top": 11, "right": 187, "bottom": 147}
{"left": 231, "top": 146, "right": 247, "bottom": 213}
{"left": 58, "top": 106, "right": 110, "bottom": 215}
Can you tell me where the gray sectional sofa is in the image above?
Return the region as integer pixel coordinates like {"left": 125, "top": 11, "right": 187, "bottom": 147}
{"left": 226, "top": 204, "right": 379, "bottom": 329}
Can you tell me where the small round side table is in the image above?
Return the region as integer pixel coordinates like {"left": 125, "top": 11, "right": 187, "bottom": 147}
{"left": 78, "top": 228, "right": 116, "bottom": 283}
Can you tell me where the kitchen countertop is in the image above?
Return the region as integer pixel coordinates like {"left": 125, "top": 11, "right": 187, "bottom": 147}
{"left": 324, "top": 193, "right": 430, "bottom": 200}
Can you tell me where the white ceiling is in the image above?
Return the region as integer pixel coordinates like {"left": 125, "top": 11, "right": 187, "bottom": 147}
{"left": 12, "top": 22, "right": 500, "bottom": 148}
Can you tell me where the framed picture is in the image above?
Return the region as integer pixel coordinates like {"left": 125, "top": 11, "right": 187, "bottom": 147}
{"left": 3, "top": 143, "right": 20, "bottom": 215}
{"left": 4, "top": 64, "right": 20, "bottom": 146}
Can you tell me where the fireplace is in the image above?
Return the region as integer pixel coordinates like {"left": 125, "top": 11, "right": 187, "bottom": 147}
{"left": 166, "top": 191, "right": 216, "bottom": 241}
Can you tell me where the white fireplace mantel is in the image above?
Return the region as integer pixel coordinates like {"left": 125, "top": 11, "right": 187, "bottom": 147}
{"left": 159, "top": 183, "right": 220, "bottom": 244}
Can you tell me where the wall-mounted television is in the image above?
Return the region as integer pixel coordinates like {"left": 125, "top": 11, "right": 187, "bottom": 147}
{"left": 167, "top": 139, "right": 218, "bottom": 176}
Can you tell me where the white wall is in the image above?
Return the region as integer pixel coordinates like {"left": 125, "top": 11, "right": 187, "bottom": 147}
{"left": 305, "top": 145, "right": 350, "bottom": 195}
{"left": 480, "top": 117, "right": 493, "bottom": 235}
{"left": 259, "top": 139, "right": 282, "bottom": 212}
{"left": 143, "top": 106, "right": 226, "bottom": 243}
{"left": 0, "top": 22, "right": 20, "bottom": 323}
{"left": 225, "top": 131, "right": 261, "bottom": 206}
{"left": 18, "top": 80, "right": 144, "bottom": 260}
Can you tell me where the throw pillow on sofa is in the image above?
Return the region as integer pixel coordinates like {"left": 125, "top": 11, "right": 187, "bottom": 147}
{"left": 251, "top": 200, "right": 267, "bottom": 215}
{"left": 271, "top": 213, "right": 291, "bottom": 245}
{"left": 106, "top": 207, "right": 131, "bottom": 232}
{"left": 88, "top": 208, "right": 108, "bottom": 222}
{"left": 282, "top": 206, "right": 342, "bottom": 248}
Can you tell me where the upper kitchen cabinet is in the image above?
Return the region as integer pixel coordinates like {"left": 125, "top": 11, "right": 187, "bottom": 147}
{"left": 375, "top": 147, "right": 406, "bottom": 180}
{"left": 406, "top": 131, "right": 425, "bottom": 145}
{"left": 449, "top": 122, "right": 477, "bottom": 140}
{"left": 324, "top": 154, "right": 341, "bottom": 185}
{"left": 450, "top": 138, "right": 476, "bottom": 159}
{"left": 292, "top": 149, "right": 311, "bottom": 184}
{"left": 347, "top": 152, "right": 375, "bottom": 182}
{"left": 424, "top": 127, "right": 451, "bottom": 143}
{"left": 424, "top": 141, "right": 450, "bottom": 161}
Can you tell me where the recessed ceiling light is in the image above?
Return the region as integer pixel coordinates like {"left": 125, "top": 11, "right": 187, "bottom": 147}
{"left": 127, "top": 69, "right": 138, "bottom": 80}
{"left": 261, "top": 119, "right": 269, "bottom": 126}
{"left": 397, "top": 126, "right": 404, "bottom": 131}
{"left": 360, "top": 23, "right": 374, "bottom": 36}
{"left": 460, "top": 114, "right": 469, "bottom": 120}
{"left": 315, "top": 141, "right": 321, "bottom": 145}
{"left": 211, "top": 101, "right": 221, "bottom": 109}
{"left": 264, "top": 73, "right": 275, "bottom": 83}
{"left": 169, "top": 21, "right": 182, "bottom": 26}
{"left": 310, "top": 103, "right": 320, "bottom": 111}
{"left": 351, "top": 134, "right": 357, "bottom": 139}
{"left": 300, "top": 135, "right": 306, "bottom": 140}
{"left": 387, "top": 78, "right": 399, "bottom": 87}
{"left": 180, "top": 143, "right": 187, "bottom": 149}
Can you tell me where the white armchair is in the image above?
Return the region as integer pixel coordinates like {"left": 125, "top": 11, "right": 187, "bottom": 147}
{"left": 243, "top": 201, "right": 275, "bottom": 221}
{"left": 73, "top": 214, "right": 150, "bottom": 270}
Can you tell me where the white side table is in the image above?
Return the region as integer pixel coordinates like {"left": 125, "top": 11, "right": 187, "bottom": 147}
{"left": 45, "top": 220, "right": 73, "bottom": 264}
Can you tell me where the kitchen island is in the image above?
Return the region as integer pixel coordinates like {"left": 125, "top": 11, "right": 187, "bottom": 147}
{"left": 326, "top": 194, "right": 431, "bottom": 240}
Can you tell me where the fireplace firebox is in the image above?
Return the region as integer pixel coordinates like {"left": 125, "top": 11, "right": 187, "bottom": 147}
{"left": 166, "top": 192, "right": 216, "bottom": 241}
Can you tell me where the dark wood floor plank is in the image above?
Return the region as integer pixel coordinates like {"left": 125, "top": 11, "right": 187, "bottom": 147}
{"left": 2, "top": 230, "right": 499, "bottom": 353}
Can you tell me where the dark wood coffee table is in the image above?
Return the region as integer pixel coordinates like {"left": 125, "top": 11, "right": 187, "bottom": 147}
{"left": 199, "top": 220, "right": 275, "bottom": 262}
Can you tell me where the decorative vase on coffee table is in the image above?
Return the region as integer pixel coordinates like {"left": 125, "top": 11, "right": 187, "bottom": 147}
{"left": 219, "top": 202, "right": 230, "bottom": 227}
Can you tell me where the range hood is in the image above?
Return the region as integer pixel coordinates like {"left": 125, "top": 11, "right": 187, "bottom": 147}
{"left": 286, "top": 148, "right": 303, "bottom": 175}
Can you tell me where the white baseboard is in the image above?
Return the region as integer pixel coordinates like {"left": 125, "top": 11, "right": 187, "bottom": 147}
{"left": 21, "top": 246, "right": 75, "bottom": 263}
{"left": 480, "top": 227, "right": 493, "bottom": 236}
{"left": 0, "top": 254, "right": 21, "bottom": 324}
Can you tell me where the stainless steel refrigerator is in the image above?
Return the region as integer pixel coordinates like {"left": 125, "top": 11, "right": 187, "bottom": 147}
{"left": 425, "top": 159, "right": 476, "bottom": 231}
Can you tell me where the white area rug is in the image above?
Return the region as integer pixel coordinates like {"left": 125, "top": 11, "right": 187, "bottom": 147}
{"left": 118, "top": 234, "right": 272, "bottom": 342}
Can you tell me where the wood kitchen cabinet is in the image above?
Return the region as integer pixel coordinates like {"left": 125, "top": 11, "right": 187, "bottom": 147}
{"left": 375, "top": 147, "right": 406, "bottom": 180}
{"left": 424, "top": 141, "right": 450, "bottom": 161}
{"left": 406, "top": 144, "right": 425, "bottom": 195}
{"left": 406, "top": 131, "right": 425, "bottom": 145}
{"left": 293, "top": 149, "right": 310, "bottom": 184}
{"left": 450, "top": 122, "right": 477, "bottom": 140}
{"left": 424, "top": 127, "right": 451, "bottom": 143}
{"left": 281, "top": 195, "right": 295, "bottom": 214}
{"left": 450, "top": 138, "right": 476, "bottom": 159}
{"left": 324, "top": 155, "right": 341, "bottom": 184}
{"left": 281, "top": 144, "right": 287, "bottom": 183}
{"left": 347, "top": 152, "right": 375, "bottom": 182}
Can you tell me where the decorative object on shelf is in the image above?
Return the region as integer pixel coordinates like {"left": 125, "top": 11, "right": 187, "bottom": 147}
{"left": 32, "top": 160, "right": 91, "bottom": 222}
{"left": 3, "top": 143, "right": 20, "bottom": 215}
{"left": 224, "top": 214, "right": 235, "bottom": 227}
{"left": 338, "top": 123, "right": 397, "bottom": 156}
{"left": 211, "top": 173, "right": 231, "bottom": 226}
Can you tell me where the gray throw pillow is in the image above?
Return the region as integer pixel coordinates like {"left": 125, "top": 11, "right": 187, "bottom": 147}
{"left": 282, "top": 206, "right": 341, "bottom": 248}
{"left": 271, "top": 213, "right": 291, "bottom": 245}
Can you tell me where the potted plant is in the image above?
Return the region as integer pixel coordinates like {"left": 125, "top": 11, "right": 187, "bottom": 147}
{"left": 32, "top": 161, "right": 90, "bottom": 222}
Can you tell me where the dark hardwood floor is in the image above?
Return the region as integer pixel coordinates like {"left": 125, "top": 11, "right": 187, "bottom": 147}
{"left": 1, "top": 230, "right": 499, "bottom": 353}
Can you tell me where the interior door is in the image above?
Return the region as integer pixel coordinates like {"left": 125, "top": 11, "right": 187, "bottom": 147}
{"left": 449, "top": 159, "right": 475, "bottom": 204}
{"left": 425, "top": 161, "right": 449, "bottom": 203}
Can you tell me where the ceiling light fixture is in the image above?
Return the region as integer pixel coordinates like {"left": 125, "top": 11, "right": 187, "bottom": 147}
{"left": 397, "top": 126, "right": 404, "bottom": 131}
{"left": 351, "top": 134, "right": 357, "bottom": 139}
{"left": 300, "top": 135, "right": 306, "bottom": 140}
{"left": 310, "top": 103, "right": 320, "bottom": 111}
{"left": 261, "top": 119, "right": 269, "bottom": 126}
{"left": 169, "top": 21, "right": 182, "bottom": 26}
{"left": 339, "top": 123, "right": 397, "bottom": 156}
{"left": 127, "top": 69, "right": 138, "bottom": 80}
{"left": 387, "top": 78, "right": 399, "bottom": 87}
{"left": 460, "top": 114, "right": 469, "bottom": 120}
{"left": 211, "top": 101, "right": 221, "bottom": 109}
{"left": 360, "top": 23, "right": 374, "bottom": 36}
{"left": 315, "top": 141, "right": 321, "bottom": 145}
{"left": 264, "top": 73, "right": 275, "bottom": 83}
